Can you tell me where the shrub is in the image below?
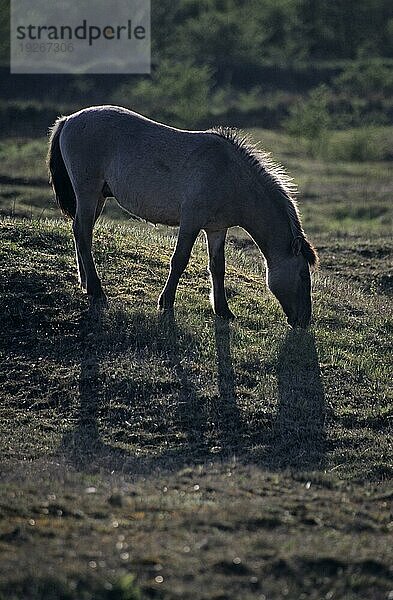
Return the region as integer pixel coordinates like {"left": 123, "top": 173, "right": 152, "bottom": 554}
{"left": 285, "top": 84, "right": 332, "bottom": 157}
{"left": 333, "top": 59, "right": 393, "bottom": 96}
{"left": 327, "top": 126, "right": 392, "bottom": 162}
{"left": 112, "top": 60, "right": 212, "bottom": 127}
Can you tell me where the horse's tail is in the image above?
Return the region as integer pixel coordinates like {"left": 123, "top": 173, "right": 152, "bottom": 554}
{"left": 47, "top": 116, "right": 76, "bottom": 219}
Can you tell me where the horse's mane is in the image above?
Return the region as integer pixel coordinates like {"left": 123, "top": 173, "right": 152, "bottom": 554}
{"left": 208, "top": 126, "right": 319, "bottom": 268}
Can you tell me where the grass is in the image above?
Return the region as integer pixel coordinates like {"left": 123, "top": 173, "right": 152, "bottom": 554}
{"left": 0, "top": 125, "right": 392, "bottom": 598}
{"left": 0, "top": 213, "right": 392, "bottom": 599}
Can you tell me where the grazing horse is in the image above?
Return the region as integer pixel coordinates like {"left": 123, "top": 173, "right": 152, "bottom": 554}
{"left": 47, "top": 105, "right": 318, "bottom": 327}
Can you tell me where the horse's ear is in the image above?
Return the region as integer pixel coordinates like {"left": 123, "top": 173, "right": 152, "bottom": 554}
{"left": 291, "top": 236, "right": 303, "bottom": 256}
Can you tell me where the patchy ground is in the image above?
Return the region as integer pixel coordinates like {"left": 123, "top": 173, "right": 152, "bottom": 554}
{"left": 0, "top": 213, "right": 391, "bottom": 599}
{"left": 0, "top": 126, "right": 392, "bottom": 599}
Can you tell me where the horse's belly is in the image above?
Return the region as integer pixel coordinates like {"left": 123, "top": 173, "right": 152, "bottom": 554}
{"left": 138, "top": 202, "right": 180, "bottom": 226}
{"left": 115, "top": 189, "right": 181, "bottom": 226}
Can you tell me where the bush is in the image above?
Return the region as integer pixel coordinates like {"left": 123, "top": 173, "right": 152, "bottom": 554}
{"left": 327, "top": 126, "right": 392, "bottom": 162}
{"left": 333, "top": 59, "right": 393, "bottom": 96}
{"left": 285, "top": 84, "right": 332, "bottom": 157}
{"left": 112, "top": 60, "right": 212, "bottom": 127}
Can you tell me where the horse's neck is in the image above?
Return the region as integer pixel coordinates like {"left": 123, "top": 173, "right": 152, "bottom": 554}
{"left": 241, "top": 194, "right": 292, "bottom": 267}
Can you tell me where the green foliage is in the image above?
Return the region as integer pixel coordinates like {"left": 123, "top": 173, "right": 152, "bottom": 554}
{"left": 152, "top": 0, "right": 393, "bottom": 66}
{"left": 284, "top": 84, "right": 392, "bottom": 162}
{"left": 298, "top": 0, "right": 393, "bottom": 59}
{"left": 0, "top": 137, "right": 47, "bottom": 179}
{"left": 285, "top": 84, "right": 332, "bottom": 156}
{"left": 112, "top": 60, "right": 212, "bottom": 127}
{"left": 2, "top": 0, "right": 393, "bottom": 66}
{"left": 106, "top": 575, "right": 141, "bottom": 600}
{"left": 173, "top": 4, "right": 248, "bottom": 74}
{"left": 248, "top": 0, "right": 308, "bottom": 62}
{"left": 333, "top": 59, "right": 393, "bottom": 96}
{"left": 1, "top": 0, "right": 393, "bottom": 130}
{"left": 171, "top": 0, "right": 308, "bottom": 69}
{"left": 327, "top": 126, "right": 392, "bottom": 162}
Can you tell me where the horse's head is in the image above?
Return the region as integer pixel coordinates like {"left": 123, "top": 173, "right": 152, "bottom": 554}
{"left": 267, "top": 237, "right": 314, "bottom": 329}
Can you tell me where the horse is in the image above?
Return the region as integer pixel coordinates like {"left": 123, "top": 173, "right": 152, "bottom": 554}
{"left": 47, "top": 105, "right": 318, "bottom": 327}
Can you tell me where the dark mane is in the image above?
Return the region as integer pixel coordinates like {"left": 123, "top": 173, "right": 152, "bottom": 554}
{"left": 208, "top": 126, "right": 319, "bottom": 268}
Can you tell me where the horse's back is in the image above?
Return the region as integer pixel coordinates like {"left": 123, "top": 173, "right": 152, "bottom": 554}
{"left": 59, "top": 105, "right": 235, "bottom": 226}
{"left": 61, "top": 105, "right": 202, "bottom": 152}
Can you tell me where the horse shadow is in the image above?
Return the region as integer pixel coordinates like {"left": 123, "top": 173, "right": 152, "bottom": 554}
{"left": 210, "top": 321, "right": 326, "bottom": 471}
{"left": 59, "top": 306, "right": 326, "bottom": 475}
{"left": 58, "top": 307, "right": 209, "bottom": 473}
{"left": 59, "top": 309, "right": 117, "bottom": 471}
{"left": 264, "top": 329, "right": 327, "bottom": 470}
{"left": 2, "top": 251, "right": 326, "bottom": 475}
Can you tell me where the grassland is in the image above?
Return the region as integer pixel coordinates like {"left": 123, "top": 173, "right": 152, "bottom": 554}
{"left": 0, "top": 128, "right": 392, "bottom": 599}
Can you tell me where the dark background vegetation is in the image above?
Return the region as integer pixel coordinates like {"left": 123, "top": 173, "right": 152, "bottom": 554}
{"left": 1, "top": 0, "right": 393, "bottom": 148}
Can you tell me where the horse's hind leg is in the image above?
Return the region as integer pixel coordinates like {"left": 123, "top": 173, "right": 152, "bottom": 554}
{"left": 75, "top": 244, "right": 86, "bottom": 290}
{"left": 95, "top": 194, "right": 106, "bottom": 222}
{"left": 205, "top": 229, "right": 234, "bottom": 320}
{"left": 74, "top": 194, "right": 106, "bottom": 290}
{"left": 158, "top": 221, "right": 200, "bottom": 311}
{"left": 73, "top": 190, "right": 107, "bottom": 306}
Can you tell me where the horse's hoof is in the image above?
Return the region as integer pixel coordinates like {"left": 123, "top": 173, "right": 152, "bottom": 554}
{"left": 157, "top": 297, "right": 174, "bottom": 312}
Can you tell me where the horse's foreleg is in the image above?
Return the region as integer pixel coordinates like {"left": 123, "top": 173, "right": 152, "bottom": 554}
{"left": 158, "top": 224, "right": 199, "bottom": 311}
{"left": 73, "top": 197, "right": 107, "bottom": 306}
{"left": 205, "top": 229, "right": 234, "bottom": 320}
